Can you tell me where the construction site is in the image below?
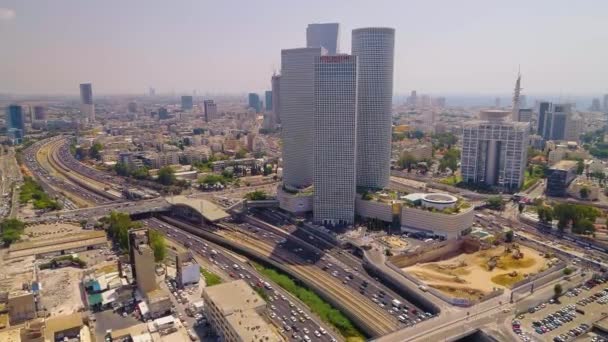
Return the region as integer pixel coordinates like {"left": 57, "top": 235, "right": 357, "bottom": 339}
{"left": 392, "top": 238, "right": 556, "bottom": 302}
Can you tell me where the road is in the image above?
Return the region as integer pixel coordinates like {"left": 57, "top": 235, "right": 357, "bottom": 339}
{"left": 244, "top": 208, "right": 434, "bottom": 325}
{"left": 143, "top": 217, "right": 340, "bottom": 342}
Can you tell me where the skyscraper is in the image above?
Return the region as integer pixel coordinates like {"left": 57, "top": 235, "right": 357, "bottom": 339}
{"left": 352, "top": 27, "right": 395, "bottom": 189}
{"left": 603, "top": 94, "right": 608, "bottom": 112}
{"left": 265, "top": 91, "right": 273, "bottom": 111}
{"left": 7, "top": 105, "right": 25, "bottom": 144}
{"left": 539, "top": 103, "right": 572, "bottom": 141}
{"left": 313, "top": 55, "right": 358, "bottom": 225}
{"left": 271, "top": 74, "right": 281, "bottom": 125}
{"left": 33, "top": 106, "right": 46, "bottom": 121}
{"left": 281, "top": 47, "right": 325, "bottom": 188}
{"left": 306, "top": 23, "right": 340, "bottom": 55}
{"left": 537, "top": 101, "right": 551, "bottom": 137}
{"left": 79, "top": 83, "right": 94, "bottom": 122}
{"left": 158, "top": 107, "right": 169, "bottom": 120}
{"left": 591, "top": 98, "right": 601, "bottom": 112}
{"left": 461, "top": 110, "right": 529, "bottom": 190}
{"left": 128, "top": 102, "right": 137, "bottom": 113}
{"left": 181, "top": 95, "right": 193, "bottom": 110}
{"left": 511, "top": 72, "right": 522, "bottom": 121}
{"left": 247, "top": 93, "right": 261, "bottom": 113}
{"left": 203, "top": 100, "right": 217, "bottom": 122}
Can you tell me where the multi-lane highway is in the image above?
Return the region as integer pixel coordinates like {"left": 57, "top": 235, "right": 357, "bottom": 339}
{"left": 161, "top": 213, "right": 410, "bottom": 336}
{"left": 234, "top": 210, "right": 434, "bottom": 327}
{"left": 23, "top": 137, "right": 112, "bottom": 207}
{"left": 143, "top": 217, "right": 340, "bottom": 342}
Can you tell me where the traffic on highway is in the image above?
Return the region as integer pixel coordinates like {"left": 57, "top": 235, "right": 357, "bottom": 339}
{"left": 143, "top": 217, "right": 339, "bottom": 342}
{"left": 230, "top": 214, "right": 434, "bottom": 328}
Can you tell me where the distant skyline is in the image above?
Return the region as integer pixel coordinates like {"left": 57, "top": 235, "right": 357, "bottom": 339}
{"left": 1, "top": 0, "right": 607, "bottom": 95}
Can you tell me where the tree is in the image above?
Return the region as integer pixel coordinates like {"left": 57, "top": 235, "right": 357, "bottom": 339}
{"left": 576, "top": 160, "right": 585, "bottom": 175}
{"left": 157, "top": 166, "right": 176, "bottom": 186}
{"left": 263, "top": 164, "right": 273, "bottom": 176}
{"left": 397, "top": 152, "right": 417, "bottom": 171}
{"left": 148, "top": 230, "right": 166, "bottom": 262}
{"left": 505, "top": 230, "right": 514, "bottom": 243}
{"left": 412, "top": 130, "right": 425, "bottom": 140}
{"left": 553, "top": 284, "right": 563, "bottom": 298}
{"left": 114, "top": 162, "right": 130, "bottom": 177}
{"left": 106, "top": 211, "right": 133, "bottom": 250}
{"left": 1, "top": 218, "right": 25, "bottom": 246}
{"left": 244, "top": 190, "right": 268, "bottom": 201}
{"left": 89, "top": 143, "right": 103, "bottom": 160}
{"left": 486, "top": 196, "right": 505, "bottom": 211}
{"left": 579, "top": 187, "right": 590, "bottom": 199}
{"left": 439, "top": 148, "right": 460, "bottom": 174}
{"left": 563, "top": 267, "right": 573, "bottom": 276}
{"left": 235, "top": 148, "right": 248, "bottom": 159}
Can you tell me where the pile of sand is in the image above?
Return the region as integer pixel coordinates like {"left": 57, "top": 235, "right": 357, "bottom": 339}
{"left": 404, "top": 244, "right": 549, "bottom": 298}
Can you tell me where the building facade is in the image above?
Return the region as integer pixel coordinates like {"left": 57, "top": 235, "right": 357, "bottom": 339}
{"left": 247, "top": 93, "right": 261, "bottom": 113}
{"left": 203, "top": 100, "right": 217, "bottom": 122}
{"left": 129, "top": 230, "right": 157, "bottom": 295}
{"left": 264, "top": 90, "right": 272, "bottom": 111}
{"left": 271, "top": 75, "right": 281, "bottom": 125}
{"left": 7, "top": 105, "right": 25, "bottom": 144}
{"left": 313, "top": 55, "right": 358, "bottom": 225}
{"left": 181, "top": 96, "right": 193, "bottom": 110}
{"left": 280, "top": 47, "right": 325, "bottom": 188}
{"left": 306, "top": 23, "right": 340, "bottom": 54}
{"left": 461, "top": 110, "right": 529, "bottom": 190}
{"left": 517, "top": 108, "right": 533, "bottom": 123}
{"left": 539, "top": 103, "right": 576, "bottom": 141}
{"left": 546, "top": 160, "right": 578, "bottom": 197}
{"left": 79, "top": 83, "right": 95, "bottom": 122}
{"left": 352, "top": 27, "right": 395, "bottom": 190}
{"left": 33, "top": 106, "right": 46, "bottom": 121}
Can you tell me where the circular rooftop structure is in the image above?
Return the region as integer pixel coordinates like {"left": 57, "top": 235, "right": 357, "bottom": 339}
{"left": 421, "top": 193, "right": 458, "bottom": 209}
{"left": 479, "top": 109, "right": 511, "bottom": 121}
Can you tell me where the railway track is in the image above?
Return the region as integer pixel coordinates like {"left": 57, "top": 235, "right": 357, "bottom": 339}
{"left": 45, "top": 139, "right": 113, "bottom": 205}
{"left": 33, "top": 140, "right": 97, "bottom": 207}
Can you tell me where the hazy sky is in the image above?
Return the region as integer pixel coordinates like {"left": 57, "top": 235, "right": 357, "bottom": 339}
{"left": 1, "top": 0, "right": 607, "bottom": 96}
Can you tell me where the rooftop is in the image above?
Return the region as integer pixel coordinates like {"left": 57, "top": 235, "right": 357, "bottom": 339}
{"left": 44, "top": 313, "right": 84, "bottom": 341}
{"left": 166, "top": 195, "right": 230, "bottom": 222}
{"left": 0, "top": 327, "right": 20, "bottom": 342}
{"left": 225, "top": 308, "right": 282, "bottom": 342}
{"left": 203, "top": 279, "right": 265, "bottom": 316}
{"left": 110, "top": 322, "right": 149, "bottom": 339}
{"left": 551, "top": 160, "right": 578, "bottom": 171}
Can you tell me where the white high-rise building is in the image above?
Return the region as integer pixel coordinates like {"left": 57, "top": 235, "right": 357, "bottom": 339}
{"left": 306, "top": 23, "right": 340, "bottom": 55}
{"left": 352, "top": 28, "right": 395, "bottom": 189}
{"left": 313, "top": 55, "right": 358, "bottom": 225}
{"left": 461, "top": 110, "right": 529, "bottom": 190}
{"left": 280, "top": 47, "right": 326, "bottom": 188}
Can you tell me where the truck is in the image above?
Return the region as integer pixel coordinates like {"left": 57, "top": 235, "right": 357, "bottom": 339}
{"left": 392, "top": 299, "right": 402, "bottom": 308}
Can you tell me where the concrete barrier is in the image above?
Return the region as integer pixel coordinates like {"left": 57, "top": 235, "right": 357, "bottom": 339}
{"left": 363, "top": 253, "right": 441, "bottom": 314}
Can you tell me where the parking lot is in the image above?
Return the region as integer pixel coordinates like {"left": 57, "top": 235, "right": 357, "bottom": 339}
{"left": 513, "top": 276, "right": 608, "bottom": 342}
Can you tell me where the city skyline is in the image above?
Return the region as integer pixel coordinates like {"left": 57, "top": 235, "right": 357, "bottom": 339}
{"left": 1, "top": 0, "right": 607, "bottom": 95}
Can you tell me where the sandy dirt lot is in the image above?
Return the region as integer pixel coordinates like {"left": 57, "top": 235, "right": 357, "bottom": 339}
{"left": 39, "top": 267, "right": 85, "bottom": 315}
{"left": 404, "top": 244, "right": 550, "bottom": 300}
